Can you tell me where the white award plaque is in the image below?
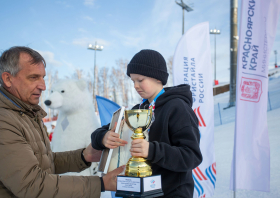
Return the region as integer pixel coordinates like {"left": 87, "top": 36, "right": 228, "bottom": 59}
{"left": 116, "top": 175, "right": 163, "bottom": 197}
{"left": 117, "top": 177, "right": 141, "bottom": 192}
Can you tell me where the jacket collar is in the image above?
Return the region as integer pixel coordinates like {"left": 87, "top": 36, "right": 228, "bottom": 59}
{"left": 0, "top": 86, "right": 47, "bottom": 118}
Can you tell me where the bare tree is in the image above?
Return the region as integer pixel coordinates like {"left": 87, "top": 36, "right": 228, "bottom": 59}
{"left": 109, "top": 67, "right": 119, "bottom": 104}
{"left": 166, "top": 56, "right": 173, "bottom": 87}
{"left": 98, "top": 67, "right": 109, "bottom": 98}
{"left": 95, "top": 65, "right": 99, "bottom": 97}
{"left": 87, "top": 70, "right": 93, "bottom": 95}
{"left": 115, "top": 59, "right": 130, "bottom": 107}
{"left": 88, "top": 65, "right": 99, "bottom": 111}
{"left": 40, "top": 91, "right": 45, "bottom": 112}
{"left": 73, "top": 69, "right": 84, "bottom": 80}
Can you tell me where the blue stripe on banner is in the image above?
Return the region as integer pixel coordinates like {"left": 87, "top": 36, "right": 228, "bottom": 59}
{"left": 192, "top": 175, "right": 201, "bottom": 197}
{"left": 193, "top": 174, "right": 204, "bottom": 195}
{"left": 206, "top": 168, "right": 215, "bottom": 188}
{"left": 194, "top": 183, "right": 201, "bottom": 197}
{"left": 209, "top": 166, "right": 216, "bottom": 182}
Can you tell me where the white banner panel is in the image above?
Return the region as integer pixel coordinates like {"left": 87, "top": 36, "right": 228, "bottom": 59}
{"left": 230, "top": 0, "right": 280, "bottom": 192}
{"left": 173, "top": 22, "right": 216, "bottom": 198}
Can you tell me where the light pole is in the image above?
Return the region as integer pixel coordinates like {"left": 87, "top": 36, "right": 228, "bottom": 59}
{"left": 88, "top": 42, "right": 103, "bottom": 110}
{"left": 210, "top": 28, "right": 221, "bottom": 83}
{"left": 229, "top": 0, "right": 238, "bottom": 107}
{"left": 175, "top": 0, "right": 194, "bottom": 35}
{"left": 274, "top": 50, "right": 277, "bottom": 67}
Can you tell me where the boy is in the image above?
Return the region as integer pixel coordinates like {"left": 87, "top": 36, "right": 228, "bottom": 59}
{"left": 91, "top": 49, "right": 202, "bottom": 197}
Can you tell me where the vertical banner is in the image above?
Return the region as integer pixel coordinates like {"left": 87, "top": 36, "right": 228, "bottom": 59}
{"left": 230, "top": 0, "right": 280, "bottom": 192}
{"left": 173, "top": 22, "right": 216, "bottom": 198}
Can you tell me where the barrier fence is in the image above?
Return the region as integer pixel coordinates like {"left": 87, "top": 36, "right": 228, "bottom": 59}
{"left": 214, "top": 88, "right": 280, "bottom": 127}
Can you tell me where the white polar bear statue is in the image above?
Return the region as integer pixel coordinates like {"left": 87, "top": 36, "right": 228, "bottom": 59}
{"left": 45, "top": 79, "right": 101, "bottom": 176}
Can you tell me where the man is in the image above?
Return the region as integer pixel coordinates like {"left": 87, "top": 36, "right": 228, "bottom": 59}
{"left": 0, "top": 46, "right": 124, "bottom": 197}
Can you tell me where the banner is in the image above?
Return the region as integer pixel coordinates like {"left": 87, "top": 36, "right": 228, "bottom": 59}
{"left": 96, "top": 95, "right": 120, "bottom": 126}
{"left": 230, "top": 0, "right": 280, "bottom": 192}
{"left": 173, "top": 22, "right": 216, "bottom": 198}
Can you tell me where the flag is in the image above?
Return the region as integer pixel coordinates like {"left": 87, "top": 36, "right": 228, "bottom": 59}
{"left": 96, "top": 95, "right": 120, "bottom": 126}
{"left": 173, "top": 22, "right": 215, "bottom": 198}
{"left": 230, "top": 0, "right": 280, "bottom": 192}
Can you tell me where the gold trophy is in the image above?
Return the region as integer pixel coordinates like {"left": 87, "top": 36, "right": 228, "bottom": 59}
{"left": 124, "top": 109, "right": 153, "bottom": 177}
{"left": 115, "top": 109, "right": 163, "bottom": 197}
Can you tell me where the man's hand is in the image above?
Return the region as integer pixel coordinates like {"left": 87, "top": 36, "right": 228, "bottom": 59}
{"left": 83, "top": 143, "right": 102, "bottom": 162}
{"left": 102, "top": 122, "right": 128, "bottom": 149}
{"left": 103, "top": 165, "right": 126, "bottom": 191}
{"left": 130, "top": 139, "right": 149, "bottom": 158}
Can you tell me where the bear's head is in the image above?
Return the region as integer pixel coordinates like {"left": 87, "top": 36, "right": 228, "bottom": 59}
{"left": 45, "top": 79, "right": 92, "bottom": 113}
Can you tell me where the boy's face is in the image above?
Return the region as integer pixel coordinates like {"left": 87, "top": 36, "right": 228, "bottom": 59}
{"left": 130, "top": 73, "right": 163, "bottom": 102}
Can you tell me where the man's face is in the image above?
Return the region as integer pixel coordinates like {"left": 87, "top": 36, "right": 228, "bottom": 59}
{"left": 8, "top": 53, "right": 46, "bottom": 105}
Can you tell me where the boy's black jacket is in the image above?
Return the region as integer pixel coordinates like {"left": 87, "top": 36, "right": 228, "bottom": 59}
{"left": 91, "top": 84, "right": 202, "bottom": 198}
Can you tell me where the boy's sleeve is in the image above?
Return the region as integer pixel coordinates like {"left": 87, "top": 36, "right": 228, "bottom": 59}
{"left": 147, "top": 101, "right": 202, "bottom": 172}
{"left": 91, "top": 123, "right": 110, "bottom": 150}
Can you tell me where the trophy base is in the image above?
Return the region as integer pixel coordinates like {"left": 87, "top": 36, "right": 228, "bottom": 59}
{"left": 115, "top": 175, "right": 163, "bottom": 198}
{"left": 115, "top": 189, "right": 163, "bottom": 198}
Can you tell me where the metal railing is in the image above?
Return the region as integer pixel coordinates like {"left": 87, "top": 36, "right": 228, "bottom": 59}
{"left": 214, "top": 88, "right": 280, "bottom": 127}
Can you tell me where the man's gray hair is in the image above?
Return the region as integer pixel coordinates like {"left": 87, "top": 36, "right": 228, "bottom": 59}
{"left": 0, "top": 46, "right": 46, "bottom": 85}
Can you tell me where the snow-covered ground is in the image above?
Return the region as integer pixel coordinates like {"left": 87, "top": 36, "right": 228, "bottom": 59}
{"left": 212, "top": 75, "right": 280, "bottom": 198}
{"left": 212, "top": 107, "right": 280, "bottom": 198}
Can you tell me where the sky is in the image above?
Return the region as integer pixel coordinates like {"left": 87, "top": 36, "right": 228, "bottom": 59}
{"left": 1, "top": 0, "right": 280, "bottom": 83}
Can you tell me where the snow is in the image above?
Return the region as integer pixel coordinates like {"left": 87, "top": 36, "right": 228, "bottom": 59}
{"left": 212, "top": 75, "right": 280, "bottom": 197}
{"left": 212, "top": 108, "right": 280, "bottom": 198}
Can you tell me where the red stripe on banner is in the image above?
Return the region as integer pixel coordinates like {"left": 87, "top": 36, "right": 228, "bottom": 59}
{"left": 194, "top": 109, "right": 202, "bottom": 127}
{"left": 193, "top": 168, "right": 202, "bottom": 180}
{"left": 212, "top": 164, "right": 216, "bottom": 175}
{"left": 197, "top": 167, "right": 207, "bottom": 180}
{"left": 197, "top": 107, "right": 206, "bottom": 127}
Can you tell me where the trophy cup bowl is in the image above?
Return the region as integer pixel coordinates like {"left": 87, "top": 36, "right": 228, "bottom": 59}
{"left": 124, "top": 109, "right": 153, "bottom": 177}
{"left": 124, "top": 109, "right": 152, "bottom": 132}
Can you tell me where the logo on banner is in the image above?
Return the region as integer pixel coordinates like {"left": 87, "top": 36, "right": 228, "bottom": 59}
{"left": 194, "top": 106, "right": 206, "bottom": 127}
{"left": 192, "top": 167, "right": 207, "bottom": 198}
{"left": 193, "top": 162, "right": 216, "bottom": 198}
{"left": 150, "top": 179, "right": 156, "bottom": 188}
{"left": 240, "top": 77, "right": 263, "bottom": 103}
{"left": 205, "top": 162, "right": 216, "bottom": 188}
{"left": 193, "top": 167, "right": 207, "bottom": 181}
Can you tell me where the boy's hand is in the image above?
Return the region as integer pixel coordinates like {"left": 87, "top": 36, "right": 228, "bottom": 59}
{"left": 102, "top": 122, "right": 128, "bottom": 149}
{"left": 130, "top": 139, "right": 149, "bottom": 158}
